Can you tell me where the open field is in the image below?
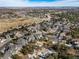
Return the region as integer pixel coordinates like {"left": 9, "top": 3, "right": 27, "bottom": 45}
{"left": 0, "top": 18, "right": 48, "bottom": 33}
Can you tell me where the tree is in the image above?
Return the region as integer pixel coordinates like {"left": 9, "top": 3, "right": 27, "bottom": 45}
{"left": 20, "top": 44, "right": 35, "bottom": 55}
{"left": 11, "top": 54, "right": 22, "bottom": 59}
{"left": 11, "top": 38, "right": 18, "bottom": 44}
{"left": 0, "top": 52, "right": 4, "bottom": 58}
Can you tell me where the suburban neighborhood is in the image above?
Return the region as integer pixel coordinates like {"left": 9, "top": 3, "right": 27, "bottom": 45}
{"left": 0, "top": 7, "right": 79, "bottom": 59}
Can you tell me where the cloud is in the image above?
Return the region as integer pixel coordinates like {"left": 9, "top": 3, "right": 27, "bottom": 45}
{"left": 0, "top": 0, "right": 28, "bottom": 7}
{"left": 0, "top": 0, "right": 79, "bottom": 7}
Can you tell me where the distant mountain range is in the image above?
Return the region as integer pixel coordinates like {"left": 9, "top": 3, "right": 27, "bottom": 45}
{"left": 0, "top": 6, "right": 79, "bottom": 9}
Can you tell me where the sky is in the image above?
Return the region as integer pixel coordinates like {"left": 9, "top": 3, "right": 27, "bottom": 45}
{"left": 0, "top": 0, "right": 79, "bottom": 7}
